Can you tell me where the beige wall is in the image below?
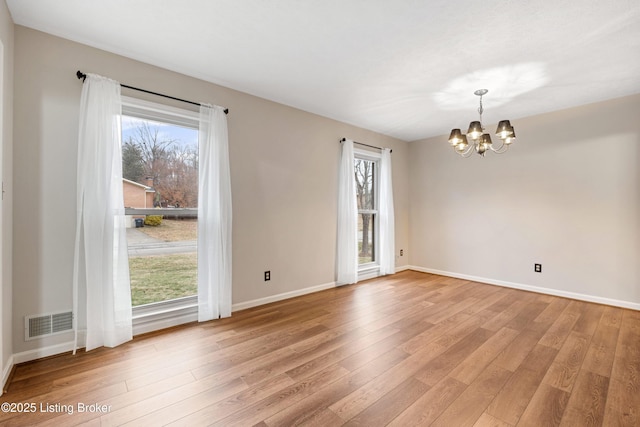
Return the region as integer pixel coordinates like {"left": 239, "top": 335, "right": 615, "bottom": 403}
{"left": 408, "top": 94, "right": 640, "bottom": 307}
{"left": 0, "top": 0, "right": 13, "bottom": 387}
{"left": 12, "top": 26, "right": 410, "bottom": 355}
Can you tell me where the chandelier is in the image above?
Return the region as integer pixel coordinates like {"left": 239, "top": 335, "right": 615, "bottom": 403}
{"left": 448, "top": 89, "right": 516, "bottom": 157}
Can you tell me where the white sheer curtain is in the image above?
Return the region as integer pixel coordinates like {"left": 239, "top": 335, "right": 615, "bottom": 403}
{"left": 198, "top": 104, "right": 233, "bottom": 321}
{"left": 379, "top": 148, "right": 395, "bottom": 275}
{"left": 72, "top": 74, "right": 132, "bottom": 353}
{"left": 336, "top": 139, "right": 358, "bottom": 285}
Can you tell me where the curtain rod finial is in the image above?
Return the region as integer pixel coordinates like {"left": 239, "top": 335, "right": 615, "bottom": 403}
{"left": 76, "top": 70, "right": 86, "bottom": 82}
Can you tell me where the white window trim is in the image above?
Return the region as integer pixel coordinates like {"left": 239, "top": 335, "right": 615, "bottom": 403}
{"left": 122, "top": 96, "right": 199, "bottom": 334}
{"left": 121, "top": 96, "right": 199, "bottom": 128}
{"left": 354, "top": 148, "right": 381, "bottom": 276}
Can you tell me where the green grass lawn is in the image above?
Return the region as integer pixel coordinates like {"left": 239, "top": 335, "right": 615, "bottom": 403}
{"left": 139, "top": 218, "right": 197, "bottom": 242}
{"left": 129, "top": 253, "right": 197, "bottom": 306}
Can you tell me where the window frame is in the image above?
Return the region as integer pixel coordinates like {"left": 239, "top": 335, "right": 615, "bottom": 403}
{"left": 121, "top": 96, "right": 200, "bottom": 335}
{"left": 354, "top": 148, "right": 381, "bottom": 279}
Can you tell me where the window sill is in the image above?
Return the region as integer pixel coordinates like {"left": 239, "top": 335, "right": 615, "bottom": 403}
{"left": 132, "top": 295, "right": 198, "bottom": 335}
{"left": 358, "top": 264, "right": 380, "bottom": 281}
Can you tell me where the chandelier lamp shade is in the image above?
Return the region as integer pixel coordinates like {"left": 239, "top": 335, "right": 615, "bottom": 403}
{"left": 448, "top": 89, "right": 516, "bottom": 157}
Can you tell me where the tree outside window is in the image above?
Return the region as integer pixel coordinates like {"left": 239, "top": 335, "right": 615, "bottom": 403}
{"left": 355, "top": 157, "right": 377, "bottom": 264}
{"left": 122, "top": 114, "right": 199, "bottom": 307}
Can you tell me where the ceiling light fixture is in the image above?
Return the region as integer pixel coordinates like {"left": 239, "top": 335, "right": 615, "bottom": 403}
{"left": 448, "top": 89, "right": 516, "bottom": 157}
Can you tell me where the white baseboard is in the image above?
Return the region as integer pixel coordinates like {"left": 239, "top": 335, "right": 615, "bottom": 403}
{"left": 408, "top": 265, "right": 640, "bottom": 311}
{"left": 231, "top": 280, "right": 336, "bottom": 312}
{"left": 2, "top": 354, "right": 14, "bottom": 395}
{"left": 12, "top": 341, "right": 77, "bottom": 365}
{"left": 11, "top": 330, "right": 86, "bottom": 365}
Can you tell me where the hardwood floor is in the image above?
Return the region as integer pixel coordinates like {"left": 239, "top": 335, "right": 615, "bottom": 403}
{"left": 2, "top": 270, "right": 639, "bottom": 426}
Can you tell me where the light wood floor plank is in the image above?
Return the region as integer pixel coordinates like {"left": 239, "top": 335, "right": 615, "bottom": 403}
{"left": 430, "top": 363, "right": 512, "bottom": 427}
{"left": 559, "top": 370, "right": 609, "bottom": 427}
{"left": 473, "top": 412, "right": 514, "bottom": 427}
{"left": 261, "top": 348, "right": 408, "bottom": 427}
{"left": 531, "top": 297, "right": 571, "bottom": 330}
{"left": 399, "top": 311, "right": 470, "bottom": 354}
{"left": 211, "top": 364, "right": 350, "bottom": 427}
{"left": 129, "top": 372, "right": 294, "bottom": 426}
{"left": 504, "top": 300, "right": 550, "bottom": 331}
{"left": 602, "top": 310, "right": 640, "bottom": 426}
{"left": 486, "top": 344, "right": 558, "bottom": 425}
{"left": 100, "top": 376, "right": 247, "bottom": 426}
{"left": 449, "top": 327, "right": 520, "bottom": 385}
{"left": 538, "top": 301, "right": 582, "bottom": 350}
{"left": 414, "top": 328, "right": 495, "bottom": 387}
{"left": 542, "top": 330, "right": 591, "bottom": 392}
{"left": 580, "top": 318, "right": 620, "bottom": 378}
{"left": 342, "top": 376, "right": 429, "bottom": 426}
{"left": 482, "top": 299, "right": 529, "bottom": 331}
{"left": 387, "top": 376, "right": 467, "bottom": 427}
{"left": 572, "top": 302, "right": 605, "bottom": 336}
{"left": 36, "top": 371, "right": 197, "bottom": 426}
{"left": 492, "top": 327, "right": 547, "bottom": 372}
{"left": 517, "top": 382, "right": 570, "bottom": 427}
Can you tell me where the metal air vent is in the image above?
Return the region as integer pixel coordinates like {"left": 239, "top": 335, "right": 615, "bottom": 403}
{"left": 25, "top": 311, "right": 73, "bottom": 340}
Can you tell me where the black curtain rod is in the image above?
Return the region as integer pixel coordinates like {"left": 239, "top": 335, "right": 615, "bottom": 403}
{"left": 76, "top": 71, "right": 229, "bottom": 115}
{"left": 340, "top": 138, "right": 391, "bottom": 153}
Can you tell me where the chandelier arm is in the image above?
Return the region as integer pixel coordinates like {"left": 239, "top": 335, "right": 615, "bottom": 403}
{"left": 492, "top": 146, "right": 509, "bottom": 154}
{"left": 453, "top": 145, "right": 471, "bottom": 157}
{"left": 459, "top": 145, "right": 475, "bottom": 158}
{"left": 488, "top": 140, "right": 507, "bottom": 153}
{"left": 489, "top": 140, "right": 507, "bottom": 153}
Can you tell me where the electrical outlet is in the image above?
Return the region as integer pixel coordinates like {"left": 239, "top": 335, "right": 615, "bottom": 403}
{"left": 264, "top": 271, "right": 271, "bottom": 281}
{"left": 400, "top": 249, "right": 404, "bottom": 256}
{"left": 534, "top": 264, "right": 542, "bottom": 273}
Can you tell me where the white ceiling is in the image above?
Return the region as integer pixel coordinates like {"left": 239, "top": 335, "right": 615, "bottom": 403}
{"left": 7, "top": 0, "right": 640, "bottom": 141}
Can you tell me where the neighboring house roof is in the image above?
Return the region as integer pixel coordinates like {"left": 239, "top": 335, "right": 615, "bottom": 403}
{"left": 122, "top": 178, "right": 155, "bottom": 193}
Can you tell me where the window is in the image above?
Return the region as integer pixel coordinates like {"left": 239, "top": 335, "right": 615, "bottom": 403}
{"left": 337, "top": 141, "right": 393, "bottom": 285}
{"left": 121, "top": 97, "right": 199, "bottom": 315}
{"left": 354, "top": 152, "right": 379, "bottom": 268}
